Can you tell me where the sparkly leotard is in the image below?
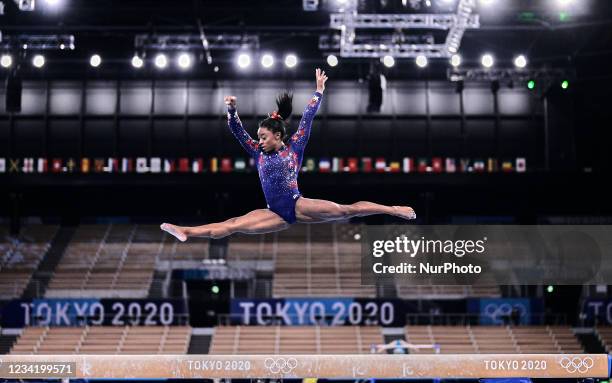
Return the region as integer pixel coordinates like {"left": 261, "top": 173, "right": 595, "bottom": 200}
{"left": 227, "top": 91, "right": 323, "bottom": 224}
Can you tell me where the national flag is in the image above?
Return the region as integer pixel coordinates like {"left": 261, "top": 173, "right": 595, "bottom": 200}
{"left": 37, "top": 158, "right": 48, "bottom": 173}
{"left": 178, "top": 158, "right": 190, "bottom": 173}
{"left": 460, "top": 158, "right": 471, "bottom": 173}
{"left": 473, "top": 159, "right": 485, "bottom": 173}
{"left": 445, "top": 158, "right": 456, "bottom": 173}
{"left": 150, "top": 158, "right": 162, "bottom": 173}
{"left": 192, "top": 158, "right": 204, "bottom": 173}
{"left": 210, "top": 157, "right": 218, "bottom": 173}
{"left": 94, "top": 158, "right": 105, "bottom": 173}
{"left": 52, "top": 159, "right": 63, "bottom": 173}
{"left": 319, "top": 158, "right": 331, "bottom": 173}
{"left": 361, "top": 157, "right": 372, "bottom": 173}
{"left": 22, "top": 158, "right": 34, "bottom": 173}
{"left": 487, "top": 158, "right": 498, "bottom": 173}
{"left": 332, "top": 157, "right": 342, "bottom": 173}
{"left": 347, "top": 158, "right": 359, "bottom": 173}
{"left": 516, "top": 157, "right": 526, "bottom": 173}
{"left": 417, "top": 158, "right": 428, "bottom": 173}
{"left": 220, "top": 157, "right": 232, "bottom": 173}
{"left": 234, "top": 158, "right": 246, "bottom": 172}
{"left": 103, "top": 158, "right": 118, "bottom": 173}
{"left": 121, "top": 158, "right": 133, "bottom": 173}
{"left": 136, "top": 157, "right": 148, "bottom": 173}
{"left": 432, "top": 157, "right": 443, "bottom": 173}
{"left": 402, "top": 157, "right": 413, "bottom": 173}
{"left": 306, "top": 158, "right": 316, "bottom": 172}
{"left": 164, "top": 159, "right": 175, "bottom": 173}
{"left": 0, "top": 158, "right": 5, "bottom": 173}
{"left": 502, "top": 160, "right": 513, "bottom": 173}
{"left": 66, "top": 158, "right": 76, "bottom": 173}
{"left": 375, "top": 158, "right": 386, "bottom": 173}
{"left": 389, "top": 161, "right": 401, "bottom": 173}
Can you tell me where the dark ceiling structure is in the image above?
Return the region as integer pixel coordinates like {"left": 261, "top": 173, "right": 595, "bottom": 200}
{"left": 0, "top": 0, "right": 611, "bottom": 81}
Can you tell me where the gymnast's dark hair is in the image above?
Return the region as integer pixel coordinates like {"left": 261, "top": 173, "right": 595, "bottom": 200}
{"left": 259, "top": 92, "right": 293, "bottom": 143}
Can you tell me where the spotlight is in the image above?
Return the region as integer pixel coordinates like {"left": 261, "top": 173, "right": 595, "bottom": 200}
{"left": 527, "top": 80, "right": 536, "bottom": 90}
{"left": 284, "top": 54, "right": 298, "bottom": 68}
{"left": 481, "top": 53, "right": 494, "bottom": 68}
{"left": 89, "top": 54, "right": 101, "bottom": 68}
{"left": 415, "top": 55, "right": 428, "bottom": 68}
{"left": 556, "top": 0, "right": 573, "bottom": 7}
{"left": 45, "top": 0, "right": 60, "bottom": 5}
{"left": 32, "top": 54, "right": 45, "bottom": 68}
{"left": 60, "top": 44, "right": 66, "bottom": 50}
{"left": 261, "top": 54, "right": 274, "bottom": 68}
{"left": 327, "top": 54, "right": 338, "bottom": 67}
{"left": 211, "top": 285, "right": 220, "bottom": 294}
{"left": 479, "top": 0, "right": 495, "bottom": 5}
{"left": 513, "top": 54, "right": 527, "bottom": 68}
{"left": 450, "top": 54, "right": 461, "bottom": 67}
{"left": 131, "top": 55, "right": 144, "bottom": 68}
{"left": 154, "top": 53, "right": 168, "bottom": 69}
{"left": 177, "top": 53, "right": 192, "bottom": 69}
{"left": 546, "top": 285, "right": 554, "bottom": 293}
{"left": 237, "top": 53, "right": 251, "bottom": 69}
{"left": 1, "top": 54, "right": 13, "bottom": 68}
{"left": 382, "top": 55, "right": 395, "bottom": 68}
{"left": 561, "top": 80, "right": 569, "bottom": 89}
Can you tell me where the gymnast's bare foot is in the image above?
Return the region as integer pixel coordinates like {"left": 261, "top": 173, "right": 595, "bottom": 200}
{"left": 160, "top": 223, "right": 188, "bottom": 242}
{"left": 392, "top": 206, "right": 416, "bottom": 220}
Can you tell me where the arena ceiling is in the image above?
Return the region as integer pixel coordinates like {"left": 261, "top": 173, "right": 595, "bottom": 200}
{"left": 0, "top": 0, "right": 611, "bottom": 80}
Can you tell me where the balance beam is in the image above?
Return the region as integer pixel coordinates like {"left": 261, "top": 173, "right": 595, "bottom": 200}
{"left": 0, "top": 354, "right": 609, "bottom": 379}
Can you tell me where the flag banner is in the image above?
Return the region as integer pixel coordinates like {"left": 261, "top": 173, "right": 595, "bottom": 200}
{"left": 150, "top": 158, "right": 162, "bottom": 173}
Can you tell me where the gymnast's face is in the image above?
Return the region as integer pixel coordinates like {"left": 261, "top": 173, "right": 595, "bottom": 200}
{"left": 257, "top": 127, "right": 282, "bottom": 153}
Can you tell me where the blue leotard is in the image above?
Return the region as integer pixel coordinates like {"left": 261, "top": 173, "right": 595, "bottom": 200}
{"left": 227, "top": 91, "right": 323, "bottom": 224}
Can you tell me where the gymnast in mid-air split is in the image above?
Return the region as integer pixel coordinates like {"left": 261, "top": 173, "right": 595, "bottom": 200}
{"left": 161, "top": 68, "right": 415, "bottom": 241}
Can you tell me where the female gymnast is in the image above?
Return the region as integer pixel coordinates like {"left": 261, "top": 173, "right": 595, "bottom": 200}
{"left": 161, "top": 68, "right": 415, "bottom": 241}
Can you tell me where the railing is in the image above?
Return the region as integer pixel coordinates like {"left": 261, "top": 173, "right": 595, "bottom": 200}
{"left": 404, "top": 312, "right": 568, "bottom": 326}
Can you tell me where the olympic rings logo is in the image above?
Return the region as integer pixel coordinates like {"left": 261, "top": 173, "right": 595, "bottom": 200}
{"left": 264, "top": 357, "right": 298, "bottom": 374}
{"left": 558, "top": 356, "right": 594, "bottom": 373}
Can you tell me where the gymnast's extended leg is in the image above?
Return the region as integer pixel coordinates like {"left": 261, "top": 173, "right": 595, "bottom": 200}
{"left": 295, "top": 197, "right": 415, "bottom": 223}
{"left": 161, "top": 209, "right": 290, "bottom": 241}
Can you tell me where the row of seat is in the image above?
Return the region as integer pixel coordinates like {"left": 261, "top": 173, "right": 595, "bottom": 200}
{"left": 10, "top": 326, "right": 191, "bottom": 354}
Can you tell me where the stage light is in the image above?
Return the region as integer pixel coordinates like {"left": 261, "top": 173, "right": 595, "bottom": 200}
{"left": 556, "top": 0, "right": 573, "bottom": 7}
{"left": 32, "top": 54, "right": 45, "bottom": 68}
{"left": 154, "top": 53, "right": 168, "bottom": 69}
{"left": 177, "top": 53, "right": 192, "bottom": 69}
{"left": 211, "top": 285, "right": 220, "bottom": 294}
{"left": 60, "top": 44, "right": 66, "bottom": 50}
{"left": 479, "top": 0, "right": 495, "bottom": 5}
{"left": 415, "top": 55, "right": 428, "bottom": 68}
{"left": 89, "top": 54, "right": 101, "bottom": 68}
{"left": 261, "top": 54, "right": 274, "bottom": 68}
{"left": 45, "top": 0, "right": 60, "bottom": 5}
{"left": 131, "top": 55, "right": 144, "bottom": 68}
{"left": 237, "top": 53, "right": 251, "bottom": 69}
{"left": 514, "top": 55, "right": 527, "bottom": 68}
{"left": 327, "top": 54, "right": 338, "bottom": 67}
{"left": 284, "top": 54, "right": 298, "bottom": 68}
{"left": 527, "top": 80, "right": 535, "bottom": 90}
{"left": 450, "top": 54, "right": 461, "bottom": 67}
{"left": 1, "top": 54, "right": 12, "bottom": 68}
{"left": 561, "top": 80, "right": 569, "bottom": 89}
{"left": 382, "top": 55, "right": 395, "bottom": 68}
{"left": 546, "top": 285, "right": 554, "bottom": 293}
{"left": 481, "top": 53, "right": 494, "bottom": 68}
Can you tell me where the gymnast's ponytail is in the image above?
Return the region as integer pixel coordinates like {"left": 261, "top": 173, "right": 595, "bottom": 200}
{"left": 259, "top": 92, "right": 293, "bottom": 143}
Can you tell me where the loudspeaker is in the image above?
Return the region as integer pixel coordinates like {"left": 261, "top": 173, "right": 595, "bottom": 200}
{"left": 6, "top": 74, "right": 23, "bottom": 113}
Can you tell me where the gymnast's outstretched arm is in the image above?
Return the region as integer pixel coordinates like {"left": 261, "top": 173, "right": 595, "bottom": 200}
{"left": 224, "top": 95, "right": 259, "bottom": 157}
{"left": 289, "top": 68, "right": 328, "bottom": 152}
